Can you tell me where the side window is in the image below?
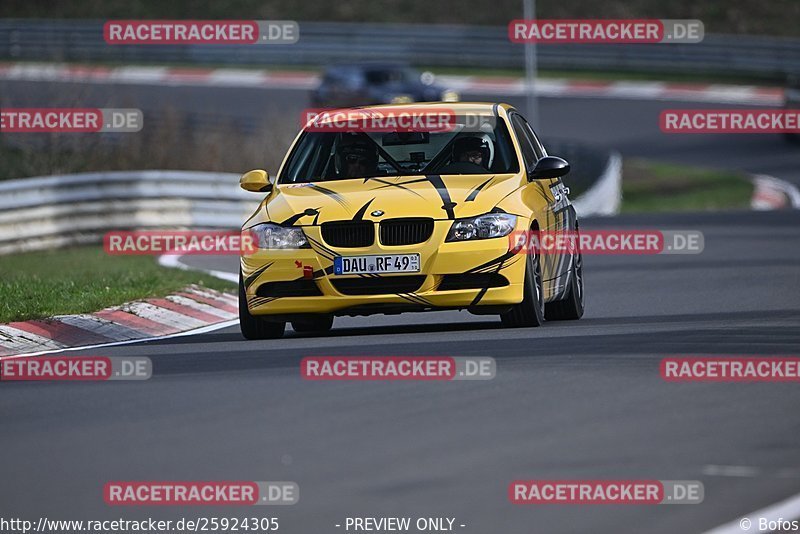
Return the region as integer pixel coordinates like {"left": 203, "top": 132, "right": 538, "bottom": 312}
{"left": 522, "top": 121, "right": 546, "bottom": 159}
{"left": 510, "top": 114, "right": 537, "bottom": 171}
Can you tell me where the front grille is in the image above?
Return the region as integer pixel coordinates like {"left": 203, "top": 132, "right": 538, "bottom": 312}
{"left": 321, "top": 221, "right": 374, "bottom": 248}
{"left": 331, "top": 276, "right": 426, "bottom": 295}
{"left": 256, "top": 279, "right": 322, "bottom": 298}
{"left": 438, "top": 273, "right": 509, "bottom": 291}
{"left": 380, "top": 218, "right": 434, "bottom": 246}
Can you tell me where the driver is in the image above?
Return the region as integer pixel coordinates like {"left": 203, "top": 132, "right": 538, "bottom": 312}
{"left": 336, "top": 135, "right": 379, "bottom": 179}
{"left": 452, "top": 136, "right": 490, "bottom": 170}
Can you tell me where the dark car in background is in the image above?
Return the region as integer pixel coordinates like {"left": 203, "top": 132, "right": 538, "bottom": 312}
{"left": 310, "top": 63, "right": 460, "bottom": 108}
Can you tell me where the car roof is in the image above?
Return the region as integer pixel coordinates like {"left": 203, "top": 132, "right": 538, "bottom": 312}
{"left": 305, "top": 102, "right": 512, "bottom": 127}
{"left": 324, "top": 63, "right": 412, "bottom": 72}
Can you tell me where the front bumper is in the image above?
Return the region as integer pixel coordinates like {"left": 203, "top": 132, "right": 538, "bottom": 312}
{"left": 241, "top": 220, "right": 527, "bottom": 316}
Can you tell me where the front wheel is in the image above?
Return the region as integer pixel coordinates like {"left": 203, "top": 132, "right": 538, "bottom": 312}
{"left": 239, "top": 273, "right": 285, "bottom": 340}
{"left": 545, "top": 250, "right": 585, "bottom": 321}
{"left": 500, "top": 245, "right": 545, "bottom": 328}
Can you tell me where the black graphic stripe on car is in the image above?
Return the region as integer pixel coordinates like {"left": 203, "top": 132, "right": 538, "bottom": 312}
{"left": 368, "top": 178, "right": 425, "bottom": 198}
{"left": 425, "top": 174, "right": 457, "bottom": 219}
{"left": 397, "top": 292, "right": 433, "bottom": 307}
{"left": 352, "top": 198, "right": 376, "bottom": 221}
{"left": 305, "top": 235, "right": 337, "bottom": 261}
{"left": 280, "top": 208, "right": 319, "bottom": 227}
{"left": 243, "top": 262, "right": 273, "bottom": 290}
{"left": 469, "top": 265, "right": 504, "bottom": 307}
{"left": 465, "top": 176, "right": 495, "bottom": 202}
{"left": 308, "top": 183, "right": 350, "bottom": 208}
{"left": 247, "top": 296, "right": 277, "bottom": 307}
{"left": 465, "top": 251, "right": 518, "bottom": 274}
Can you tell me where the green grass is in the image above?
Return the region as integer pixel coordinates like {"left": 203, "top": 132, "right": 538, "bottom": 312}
{"left": 621, "top": 159, "right": 754, "bottom": 213}
{"left": 0, "top": 246, "right": 235, "bottom": 323}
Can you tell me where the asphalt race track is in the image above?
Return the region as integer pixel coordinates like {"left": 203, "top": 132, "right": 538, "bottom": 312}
{"left": 2, "top": 210, "right": 799, "bottom": 533}
{"left": 1, "top": 80, "right": 800, "bottom": 533}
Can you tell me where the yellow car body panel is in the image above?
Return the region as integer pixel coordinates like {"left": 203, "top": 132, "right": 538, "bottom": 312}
{"left": 241, "top": 102, "right": 575, "bottom": 317}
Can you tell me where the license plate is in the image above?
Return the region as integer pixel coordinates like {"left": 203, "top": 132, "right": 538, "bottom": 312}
{"left": 334, "top": 254, "right": 420, "bottom": 275}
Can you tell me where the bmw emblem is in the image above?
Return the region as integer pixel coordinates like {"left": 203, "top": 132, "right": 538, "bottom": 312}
{"left": 371, "top": 210, "right": 385, "bottom": 217}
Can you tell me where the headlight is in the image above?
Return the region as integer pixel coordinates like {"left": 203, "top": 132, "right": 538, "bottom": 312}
{"left": 445, "top": 213, "right": 517, "bottom": 242}
{"left": 248, "top": 223, "right": 309, "bottom": 249}
{"left": 390, "top": 94, "right": 414, "bottom": 104}
{"left": 441, "top": 90, "right": 460, "bottom": 102}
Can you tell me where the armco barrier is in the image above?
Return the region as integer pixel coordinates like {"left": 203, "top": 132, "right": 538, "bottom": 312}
{"left": 0, "top": 159, "right": 620, "bottom": 255}
{"left": 572, "top": 152, "right": 623, "bottom": 217}
{"left": 1, "top": 20, "right": 799, "bottom": 80}
{"left": 0, "top": 171, "right": 255, "bottom": 254}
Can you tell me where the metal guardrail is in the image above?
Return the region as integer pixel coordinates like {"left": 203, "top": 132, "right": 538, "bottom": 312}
{"left": 0, "top": 160, "right": 620, "bottom": 254}
{"left": 0, "top": 171, "right": 256, "bottom": 254}
{"left": 1, "top": 20, "right": 799, "bottom": 80}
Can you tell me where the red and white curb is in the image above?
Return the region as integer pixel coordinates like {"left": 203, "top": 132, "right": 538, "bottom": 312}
{"left": 0, "top": 284, "right": 237, "bottom": 359}
{"left": 751, "top": 174, "right": 800, "bottom": 210}
{"left": 0, "top": 62, "right": 783, "bottom": 106}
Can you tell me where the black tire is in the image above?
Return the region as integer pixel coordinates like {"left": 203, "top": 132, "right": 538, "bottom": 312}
{"left": 500, "top": 244, "right": 545, "bottom": 328}
{"left": 291, "top": 315, "right": 334, "bottom": 333}
{"left": 239, "top": 273, "right": 285, "bottom": 340}
{"left": 545, "top": 250, "right": 585, "bottom": 321}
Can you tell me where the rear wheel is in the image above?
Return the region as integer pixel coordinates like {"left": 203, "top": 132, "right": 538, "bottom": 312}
{"left": 291, "top": 315, "right": 334, "bottom": 334}
{"left": 239, "top": 272, "right": 285, "bottom": 340}
{"left": 545, "top": 249, "right": 585, "bottom": 321}
{"left": 500, "top": 244, "right": 545, "bottom": 328}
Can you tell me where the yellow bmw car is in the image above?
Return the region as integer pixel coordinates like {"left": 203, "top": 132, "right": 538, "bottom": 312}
{"left": 238, "top": 102, "right": 584, "bottom": 339}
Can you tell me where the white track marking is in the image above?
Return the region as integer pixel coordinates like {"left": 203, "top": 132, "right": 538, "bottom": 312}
{"left": 752, "top": 174, "right": 800, "bottom": 210}
{"left": 57, "top": 314, "right": 147, "bottom": 341}
{"left": 158, "top": 254, "right": 238, "bottom": 282}
{"left": 702, "top": 465, "right": 761, "bottom": 477}
{"left": 704, "top": 491, "right": 800, "bottom": 533}
{"left": 184, "top": 285, "right": 238, "bottom": 306}
{"left": 0, "top": 319, "right": 239, "bottom": 360}
{"left": 166, "top": 295, "right": 236, "bottom": 319}
{"left": 0, "top": 254, "right": 240, "bottom": 358}
{"left": 123, "top": 301, "right": 209, "bottom": 330}
{"left": 0, "top": 325, "right": 67, "bottom": 353}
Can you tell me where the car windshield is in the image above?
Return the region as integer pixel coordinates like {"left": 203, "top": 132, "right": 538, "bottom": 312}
{"left": 363, "top": 68, "right": 415, "bottom": 85}
{"left": 280, "top": 118, "right": 519, "bottom": 183}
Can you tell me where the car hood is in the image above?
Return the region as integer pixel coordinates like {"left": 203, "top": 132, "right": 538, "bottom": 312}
{"left": 263, "top": 174, "right": 522, "bottom": 226}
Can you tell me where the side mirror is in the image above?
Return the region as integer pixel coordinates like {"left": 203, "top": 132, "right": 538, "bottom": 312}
{"left": 240, "top": 169, "right": 272, "bottom": 193}
{"left": 529, "top": 156, "right": 570, "bottom": 181}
